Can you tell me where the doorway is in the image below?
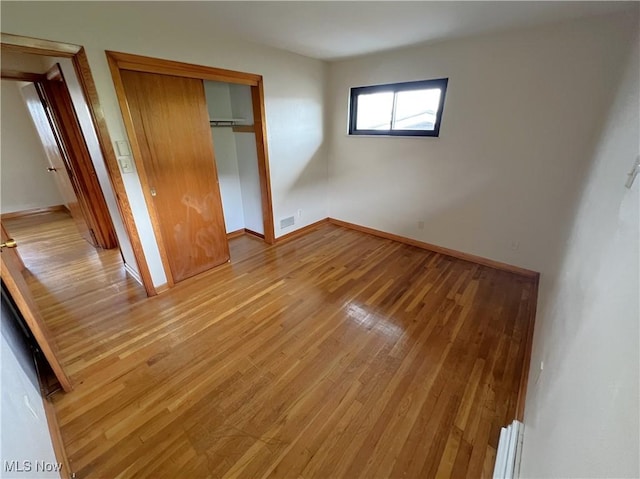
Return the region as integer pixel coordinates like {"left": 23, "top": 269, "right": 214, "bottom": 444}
{"left": 2, "top": 32, "right": 156, "bottom": 296}
{"left": 2, "top": 52, "right": 120, "bottom": 257}
{"left": 107, "top": 51, "right": 275, "bottom": 288}
{"left": 0, "top": 43, "right": 147, "bottom": 390}
{"left": 204, "top": 81, "right": 266, "bottom": 240}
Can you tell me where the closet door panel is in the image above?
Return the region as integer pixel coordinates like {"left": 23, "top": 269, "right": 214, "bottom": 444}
{"left": 121, "top": 70, "right": 229, "bottom": 282}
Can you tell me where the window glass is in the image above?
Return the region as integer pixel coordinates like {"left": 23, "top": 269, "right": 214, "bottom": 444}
{"left": 348, "top": 78, "right": 448, "bottom": 137}
{"left": 392, "top": 88, "right": 441, "bottom": 130}
{"left": 355, "top": 91, "right": 394, "bottom": 130}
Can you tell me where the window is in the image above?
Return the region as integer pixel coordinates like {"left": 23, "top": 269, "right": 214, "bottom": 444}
{"left": 348, "top": 78, "right": 448, "bottom": 137}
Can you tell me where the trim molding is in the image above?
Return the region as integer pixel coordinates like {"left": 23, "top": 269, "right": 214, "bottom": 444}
{"left": 35, "top": 373, "right": 71, "bottom": 479}
{"left": 226, "top": 229, "right": 245, "bottom": 240}
{"left": 1, "top": 205, "right": 68, "bottom": 221}
{"left": 1, "top": 32, "right": 157, "bottom": 297}
{"left": 1, "top": 32, "right": 80, "bottom": 56}
{"left": 155, "top": 283, "right": 170, "bottom": 294}
{"left": 105, "top": 50, "right": 261, "bottom": 86}
{"left": 33, "top": 352, "right": 71, "bottom": 477}
{"left": 232, "top": 125, "right": 255, "bottom": 133}
{"left": 244, "top": 228, "right": 265, "bottom": 240}
{"left": 106, "top": 50, "right": 277, "bottom": 288}
{"left": 227, "top": 228, "right": 266, "bottom": 241}
{"left": 275, "top": 218, "right": 330, "bottom": 244}
{"left": 326, "top": 217, "right": 540, "bottom": 419}
{"left": 123, "top": 263, "right": 143, "bottom": 286}
{"left": 1, "top": 69, "right": 46, "bottom": 82}
{"left": 515, "top": 276, "right": 539, "bottom": 421}
{"left": 328, "top": 218, "right": 540, "bottom": 279}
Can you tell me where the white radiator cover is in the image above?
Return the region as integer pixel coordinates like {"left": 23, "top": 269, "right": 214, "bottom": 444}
{"left": 493, "top": 420, "right": 524, "bottom": 479}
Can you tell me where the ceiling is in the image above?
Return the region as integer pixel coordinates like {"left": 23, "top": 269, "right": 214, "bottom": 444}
{"left": 139, "top": 1, "right": 635, "bottom": 60}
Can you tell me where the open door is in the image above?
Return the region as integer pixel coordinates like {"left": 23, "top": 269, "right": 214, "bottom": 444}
{"left": 0, "top": 224, "right": 72, "bottom": 392}
{"left": 41, "top": 64, "right": 118, "bottom": 249}
{"left": 20, "top": 82, "right": 95, "bottom": 246}
{"left": 119, "top": 70, "right": 230, "bottom": 283}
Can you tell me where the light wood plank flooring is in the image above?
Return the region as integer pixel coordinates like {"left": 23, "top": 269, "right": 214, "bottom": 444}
{"left": 5, "top": 212, "right": 536, "bottom": 478}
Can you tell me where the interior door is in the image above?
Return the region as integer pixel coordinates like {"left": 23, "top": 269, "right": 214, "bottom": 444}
{"left": 120, "top": 71, "right": 230, "bottom": 283}
{"left": 0, "top": 224, "right": 72, "bottom": 392}
{"left": 1, "top": 223, "right": 24, "bottom": 272}
{"left": 41, "top": 64, "right": 118, "bottom": 249}
{"left": 20, "top": 82, "right": 96, "bottom": 246}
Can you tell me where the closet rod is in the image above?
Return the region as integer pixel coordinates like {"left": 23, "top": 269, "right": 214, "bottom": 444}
{"left": 209, "top": 118, "right": 246, "bottom": 127}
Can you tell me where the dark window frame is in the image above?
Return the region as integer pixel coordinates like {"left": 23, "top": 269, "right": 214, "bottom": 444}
{"left": 348, "top": 78, "right": 449, "bottom": 137}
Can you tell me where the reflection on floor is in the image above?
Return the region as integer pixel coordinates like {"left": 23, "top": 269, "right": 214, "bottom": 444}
{"left": 6, "top": 214, "right": 537, "bottom": 478}
{"left": 4, "top": 211, "right": 147, "bottom": 353}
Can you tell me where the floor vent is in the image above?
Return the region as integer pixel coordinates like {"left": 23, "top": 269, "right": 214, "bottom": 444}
{"left": 493, "top": 420, "right": 523, "bottom": 479}
{"left": 280, "top": 216, "right": 295, "bottom": 229}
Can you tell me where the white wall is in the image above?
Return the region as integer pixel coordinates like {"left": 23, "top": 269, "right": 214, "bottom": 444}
{"left": 230, "top": 83, "right": 264, "bottom": 234}
{"left": 1, "top": 81, "right": 64, "bottom": 214}
{"left": 235, "top": 133, "right": 263, "bottom": 234}
{"left": 1, "top": 296, "right": 60, "bottom": 479}
{"left": 519, "top": 30, "right": 639, "bottom": 478}
{"left": 327, "top": 14, "right": 637, "bottom": 275}
{"left": 204, "top": 81, "right": 265, "bottom": 235}
{"left": 1, "top": 2, "right": 328, "bottom": 287}
{"left": 229, "top": 83, "right": 254, "bottom": 125}
{"left": 204, "top": 81, "right": 245, "bottom": 233}
{"left": 47, "top": 57, "right": 139, "bottom": 277}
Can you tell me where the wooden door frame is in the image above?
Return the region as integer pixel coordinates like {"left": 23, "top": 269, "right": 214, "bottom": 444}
{"left": 39, "top": 65, "right": 118, "bottom": 248}
{"left": 1, "top": 32, "right": 156, "bottom": 296}
{"left": 106, "top": 51, "right": 276, "bottom": 288}
{"left": 1, "top": 257, "right": 72, "bottom": 392}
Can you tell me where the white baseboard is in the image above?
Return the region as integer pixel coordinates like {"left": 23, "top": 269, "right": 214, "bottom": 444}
{"left": 123, "top": 262, "right": 143, "bottom": 286}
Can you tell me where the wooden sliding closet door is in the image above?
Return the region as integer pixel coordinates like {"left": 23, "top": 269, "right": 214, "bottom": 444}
{"left": 120, "top": 71, "right": 229, "bottom": 282}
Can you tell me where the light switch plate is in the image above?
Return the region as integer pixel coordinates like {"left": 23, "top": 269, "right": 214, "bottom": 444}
{"left": 118, "top": 157, "right": 134, "bottom": 174}
{"left": 115, "top": 140, "right": 132, "bottom": 157}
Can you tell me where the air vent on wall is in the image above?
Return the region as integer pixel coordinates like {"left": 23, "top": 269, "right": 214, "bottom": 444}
{"left": 280, "top": 216, "right": 295, "bottom": 229}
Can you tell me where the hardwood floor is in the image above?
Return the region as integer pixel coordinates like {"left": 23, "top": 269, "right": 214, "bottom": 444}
{"left": 5, "top": 212, "right": 537, "bottom": 478}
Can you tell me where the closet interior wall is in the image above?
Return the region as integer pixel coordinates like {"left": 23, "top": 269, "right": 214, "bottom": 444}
{"left": 204, "top": 81, "right": 263, "bottom": 236}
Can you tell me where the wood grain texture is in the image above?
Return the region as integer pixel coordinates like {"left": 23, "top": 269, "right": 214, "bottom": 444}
{"left": 107, "top": 50, "right": 276, "bottom": 262}
{"left": 1, "top": 69, "right": 45, "bottom": 81}
{"left": 244, "top": 228, "right": 265, "bottom": 240}
{"left": 1, "top": 33, "right": 79, "bottom": 57}
{"left": 275, "top": 218, "right": 330, "bottom": 244}
{"left": 0, "top": 34, "right": 156, "bottom": 296}
{"left": 515, "top": 276, "right": 538, "bottom": 421}
{"left": 0, "top": 219, "right": 72, "bottom": 392}
{"left": 106, "top": 50, "right": 261, "bottom": 86}
{"left": 73, "top": 48, "right": 157, "bottom": 296}
{"left": 35, "top": 355, "right": 72, "bottom": 479}
{"left": 251, "top": 82, "right": 276, "bottom": 244}
{"left": 1, "top": 205, "right": 68, "bottom": 221}
{"left": 120, "top": 70, "right": 230, "bottom": 283}
{"left": 231, "top": 124, "right": 255, "bottom": 133}
{"left": 1, "top": 223, "right": 24, "bottom": 271}
{"left": 11, "top": 212, "right": 536, "bottom": 478}
{"left": 20, "top": 82, "right": 94, "bottom": 246}
{"left": 226, "top": 229, "right": 246, "bottom": 240}
{"left": 329, "top": 218, "right": 540, "bottom": 279}
{"left": 107, "top": 52, "right": 172, "bottom": 292}
{"left": 42, "top": 64, "right": 118, "bottom": 249}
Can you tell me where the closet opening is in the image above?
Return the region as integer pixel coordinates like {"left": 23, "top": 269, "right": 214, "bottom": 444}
{"left": 107, "top": 51, "right": 275, "bottom": 289}
{"left": 204, "top": 81, "right": 265, "bottom": 242}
